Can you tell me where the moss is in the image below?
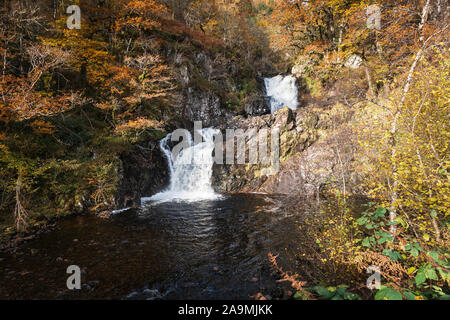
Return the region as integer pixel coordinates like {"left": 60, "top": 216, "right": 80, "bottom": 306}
{"left": 303, "top": 76, "right": 324, "bottom": 98}
{"left": 280, "top": 131, "right": 302, "bottom": 162}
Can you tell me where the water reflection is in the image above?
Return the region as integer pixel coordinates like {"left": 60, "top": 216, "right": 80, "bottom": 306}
{"left": 0, "top": 194, "right": 302, "bottom": 299}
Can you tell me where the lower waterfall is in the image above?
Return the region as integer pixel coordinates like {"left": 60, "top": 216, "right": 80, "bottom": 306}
{"left": 143, "top": 127, "right": 221, "bottom": 202}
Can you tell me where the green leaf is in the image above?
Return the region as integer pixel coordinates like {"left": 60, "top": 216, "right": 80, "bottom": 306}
{"left": 426, "top": 268, "right": 438, "bottom": 281}
{"left": 383, "top": 249, "right": 402, "bottom": 261}
{"left": 403, "top": 292, "right": 417, "bottom": 300}
{"left": 430, "top": 210, "right": 437, "bottom": 218}
{"left": 427, "top": 251, "right": 439, "bottom": 261}
{"left": 343, "top": 292, "right": 360, "bottom": 300}
{"left": 336, "top": 287, "right": 347, "bottom": 296}
{"left": 314, "top": 286, "right": 335, "bottom": 299}
{"left": 438, "top": 268, "right": 450, "bottom": 281}
{"left": 375, "top": 206, "right": 387, "bottom": 217}
{"left": 293, "top": 291, "right": 308, "bottom": 300}
{"left": 375, "top": 288, "right": 403, "bottom": 300}
{"left": 378, "top": 232, "right": 394, "bottom": 245}
{"left": 415, "top": 271, "right": 426, "bottom": 286}
{"left": 362, "top": 237, "right": 371, "bottom": 248}
{"left": 395, "top": 217, "right": 408, "bottom": 228}
{"left": 357, "top": 217, "right": 368, "bottom": 225}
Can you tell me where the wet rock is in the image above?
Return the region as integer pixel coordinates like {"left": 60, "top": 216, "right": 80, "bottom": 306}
{"left": 271, "top": 287, "right": 284, "bottom": 299}
{"left": 273, "top": 107, "right": 294, "bottom": 132}
{"left": 116, "top": 139, "right": 169, "bottom": 209}
{"left": 260, "top": 126, "right": 356, "bottom": 195}
{"left": 213, "top": 103, "right": 358, "bottom": 196}
{"left": 183, "top": 282, "right": 196, "bottom": 288}
{"left": 82, "top": 280, "right": 99, "bottom": 291}
{"left": 97, "top": 211, "right": 111, "bottom": 219}
{"left": 181, "top": 90, "right": 225, "bottom": 128}
{"left": 179, "top": 65, "right": 190, "bottom": 85}
{"left": 345, "top": 55, "right": 362, "bottom": 69}
{"left": 244, "top": 94, "right": 270, "bottom": 116}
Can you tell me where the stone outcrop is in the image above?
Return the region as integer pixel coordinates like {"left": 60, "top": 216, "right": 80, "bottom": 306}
{"left": 116, "top": 140, "right": 169, "bottom": 208}
{"left": 174, "top": 51, "right": 270, "bottom": 127}
{"left": 116, "top": 42, "right": 359, "bottom": 205}
{"left": 213, "top": 104, "right": 359, "bottom": 196}
{"left": 115, "top": 46, "right": 271, "bottom": 208}
{"left": 244, "top": 94, "right": 271, "bottom": 116}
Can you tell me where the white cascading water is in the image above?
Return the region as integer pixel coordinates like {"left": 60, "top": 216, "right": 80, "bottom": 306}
{"left": 143, "top": 128, "right": 221, "bottom": 203}
{"left": 264, "top": 75, "right": 299, "bottom": 113}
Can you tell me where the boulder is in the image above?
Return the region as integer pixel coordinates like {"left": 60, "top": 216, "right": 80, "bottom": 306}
{"left": 273, "top": 106, "right": 294, "bottom": 132}
{"left": 259, "top": 127, "right": 356, "bottom": 196}
{"left": 344, "top": 55, "right": 362, "bottom": 69}
{"left": 244, "top": 94, "right": 271, "bottom": 116}
{"left": 291, "top": 57, "right": 314, "bottom": 78}
{"left": 116, "top": 139, "right": 169, "bottom": 208}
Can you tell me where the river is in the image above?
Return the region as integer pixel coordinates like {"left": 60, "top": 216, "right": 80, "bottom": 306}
{"left": 0, "top": 193, "right": 310, "bottom": 299}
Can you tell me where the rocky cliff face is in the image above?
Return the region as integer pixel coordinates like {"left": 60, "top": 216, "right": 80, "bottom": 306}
{"left": 213, "top": 103, "right": 360, "bottom": 197}
{"left": 116, "top": 39, "right": 360, "bottom": 204}
{"left": 115, "top": 46, "right": 271, "bottom": 208}
{"left": 116, "top": 139, "right": 169, "bottom": 208}
{"left": 173, "top": 51, "right": 270, "bottom": 127}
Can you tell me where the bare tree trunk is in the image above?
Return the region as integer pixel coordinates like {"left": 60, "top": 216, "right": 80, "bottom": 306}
{"left": 388, "top": 113, "right": 399, "bottom": 234}
{"left": 388, "top": 0, "right": 433, "bottom": 235}
{"left": 14, "top": 174, "right": 28, "bottom": 232}
{"left": 363, "top": 61, "right": 375, "bottom": 98}
{"left": 2, "top": 42, "right": 7, "bottom": 103}
{"left": 418, "top": 0, "right": 431, "bottom": 42}
{"left": 387, "top": 2, "right": 447, "bottom": 235}
{"left": 337, "top": 24, "right": 344, "bottom": 62}
{"left": 389, "top": 48, "right": 425, "bottom": 235}
{"left": 415, "top": 146, "right": 442, "bottom": 243}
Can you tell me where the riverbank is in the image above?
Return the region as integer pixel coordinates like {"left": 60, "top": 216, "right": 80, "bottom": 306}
{"left": 0, "top": 213, "right": 78, "bottom": 254}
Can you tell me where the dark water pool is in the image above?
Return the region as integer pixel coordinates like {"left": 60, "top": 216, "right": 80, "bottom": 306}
{"left": 0, "top": 194, "right": 307, "bottom": 299}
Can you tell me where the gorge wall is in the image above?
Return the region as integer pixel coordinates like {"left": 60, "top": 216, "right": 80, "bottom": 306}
{"left": 212, "top": 103, "right": 360, "bottom": 197}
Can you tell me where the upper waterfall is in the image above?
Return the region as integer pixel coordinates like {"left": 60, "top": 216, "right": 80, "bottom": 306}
{"left": 144, "top": 127, "right": 221, "bottom": 203}
{"left": 264, "top": 75, "right": 299, "bottom": 113}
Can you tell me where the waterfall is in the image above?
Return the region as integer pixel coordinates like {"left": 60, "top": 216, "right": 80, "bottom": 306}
{"left": 143, "top": 128, "right": 221, "bottom": 203}
{"left": 264, "top": 75, "right": 299, "bottom": 113}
